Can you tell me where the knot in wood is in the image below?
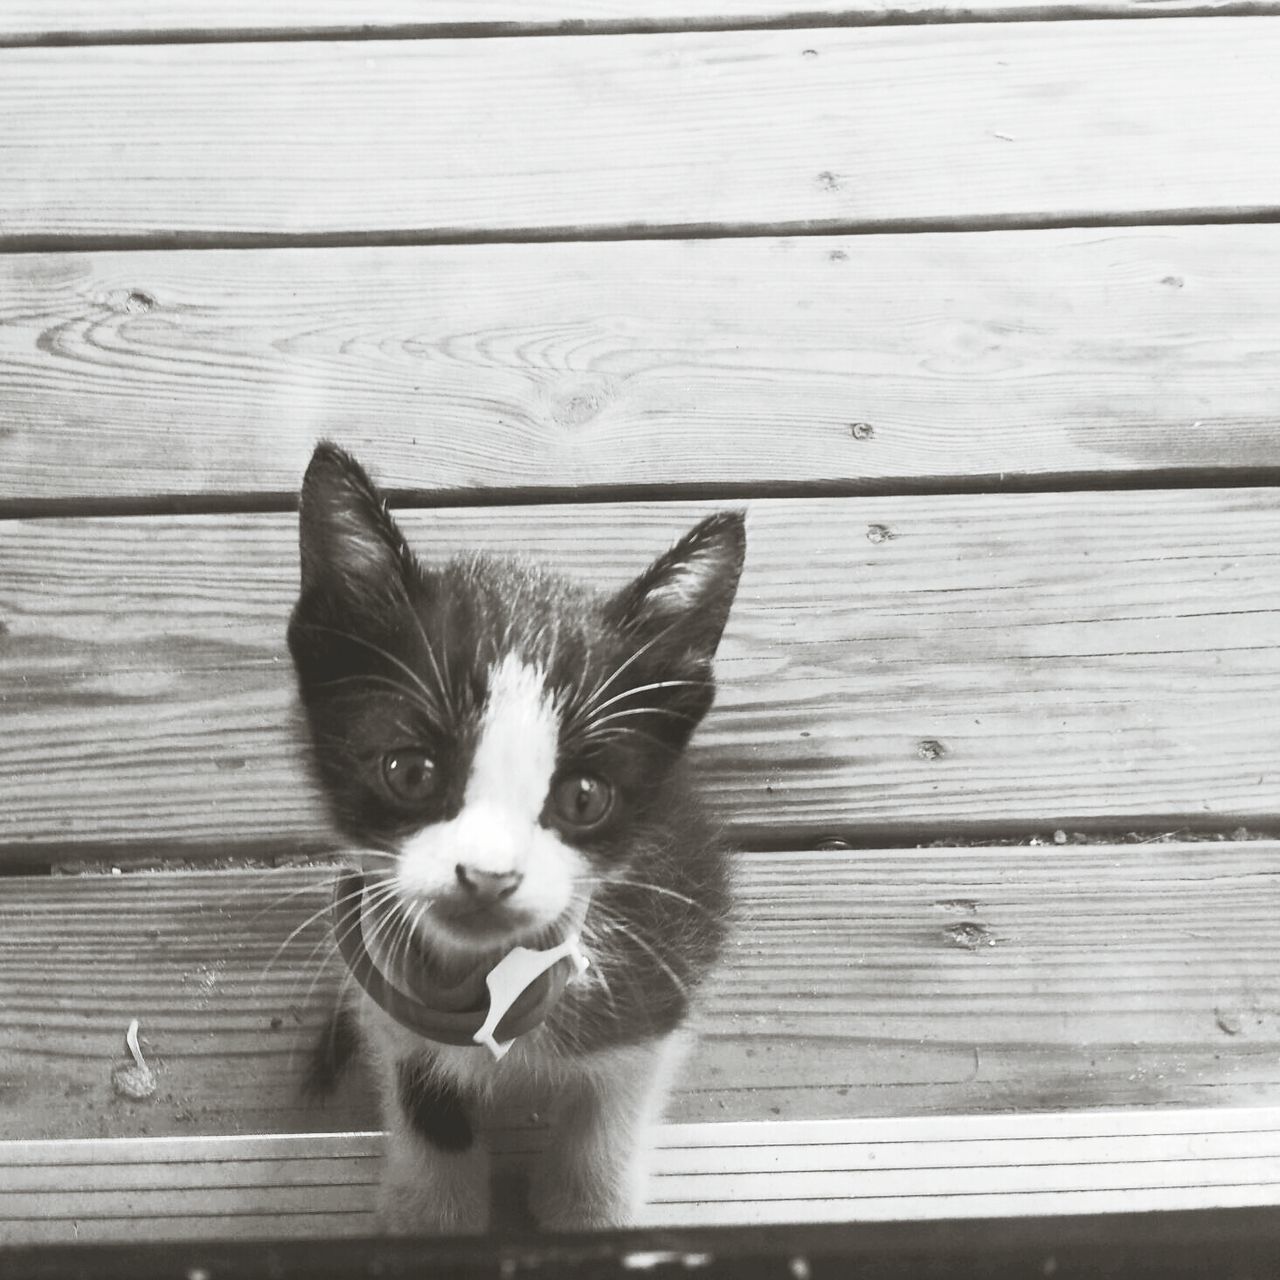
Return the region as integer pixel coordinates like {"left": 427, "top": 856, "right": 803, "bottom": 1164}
{"left": 123, "top": 290, "right": 157, "bottom": 314}
{"left": 944, "top": 921, "right": 996, "bottom": 951}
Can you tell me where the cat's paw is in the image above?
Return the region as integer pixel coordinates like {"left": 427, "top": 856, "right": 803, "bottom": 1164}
{"left": 528, "top": 1179, "right": 637, "bottom": 1233}
{"left": 377, "top": 1178, "right": 489, "bottom": 1236}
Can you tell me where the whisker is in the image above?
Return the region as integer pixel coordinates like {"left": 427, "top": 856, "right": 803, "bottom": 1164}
{"left": 326, "top": 877, "right": 401, "bottom": 961}
{"left": 404, "top": 599, "right": 454, "bottom": 723}
{"left": 283, "top": 876, "right": 399, "bottom": 1006}
{"left": 382, "top": 891, "right": 427, "bottom": 982}
{"left": 358, "top": 885, "right": 414, "bottom": 969}
{"left": 298, "top": 935, "right": 349, "bottom": 1014}
{"left": 613, "top": 878, "right": 715, "bottom": 918}
{"left": 567, "top": 619, "right": 685, "bottom": 729}
{"left": 294, "top": 623, "right": 445, "bottom": 718}
{"left": 284, "top": 953, "right": 365, "bottom": 1078}
{"left": 569, "top": 723, "right": 682, "bottom": 755}
{"left": 578, "top": 705, "right": 697, "bottom": 732}
{"left": 256, "top": 879, "right": 361, "bottom": 985}
{"left": 574, "top": 899, "right": 621, "bottom": 1019}
{"left": 290, "top": 930, "right": 343, "bottom": 1008}
{"left": 246, "top": 874, "right": 341, "bottom": 928}
{"left": 586, "top": 679, "right": 711, "bottom": 717}
{"left": 587, "top": 903, "right": 690, "bottom": 1001}
{"left": 312, "top": 671, "right": 441, "bottom": 723}
{"left": 315, "top": 882, "right": 405, "bottom": 1005}
{"left": 324, "top": 894, "right": 401, "bottom": 983}
{"left": 406, "top": 896, "right": 432, "bottom": 957}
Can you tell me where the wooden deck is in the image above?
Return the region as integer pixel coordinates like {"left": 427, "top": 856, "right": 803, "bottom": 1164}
{"left": 1, "top": 0, "right": 1279, "bottom": 1255}
{"left": 14, "top": 1110, "right": 1280, "bottom": 1243}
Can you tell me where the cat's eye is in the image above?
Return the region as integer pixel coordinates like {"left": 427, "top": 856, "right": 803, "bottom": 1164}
{"left": 381, "top": 749, "right": 438, "bottom": 804}
{"left": 550, "top": 773, "right": 614, "bottom": 830}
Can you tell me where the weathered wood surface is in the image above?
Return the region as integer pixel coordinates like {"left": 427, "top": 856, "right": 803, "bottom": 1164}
{"left": 6, "top": 22, "right": 1280, "bottom": 242}
{"left": 2, "top": 491, "right": 1278, "bottom": 857}
{"left": 3, "top": 846, "right": 1279, "bottom": 1147}
{"left": 5, "top": 228, "right": 1280, "bottom": 504}
{"left": 0, "top": 492, "right": 1274, "bottom": 851}
{"left": 7, "top": 1109, "right": 1280, "bottom": 1243}
{"left": 4, "top": 0, "right": 1269, "bottom": 45}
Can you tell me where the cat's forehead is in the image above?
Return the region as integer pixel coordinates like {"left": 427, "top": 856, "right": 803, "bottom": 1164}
{"left": 419, "top": 553, "right": 614, "bottom": 677}
{"left": 441, "top": 552, "right": 590, "bottom": 616}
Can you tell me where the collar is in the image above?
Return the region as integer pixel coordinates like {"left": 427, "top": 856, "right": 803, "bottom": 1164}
{"left": 332, "top": 870, "right": 590, "bottom": 1060}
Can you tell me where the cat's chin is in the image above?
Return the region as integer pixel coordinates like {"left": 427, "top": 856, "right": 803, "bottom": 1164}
{"left": 419, "top": 903, "right": 566, "bottom": 960}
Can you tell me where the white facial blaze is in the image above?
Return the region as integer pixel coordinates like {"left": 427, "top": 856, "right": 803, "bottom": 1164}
{"left": 466, "top": 654, "right": 559, "bottom": 828}
{"left": 395, "top": 654, "right": 581, "bottom": 943}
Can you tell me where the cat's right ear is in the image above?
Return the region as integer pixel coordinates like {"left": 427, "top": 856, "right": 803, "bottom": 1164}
{"left": 296, "top": 442, "right": 415, "bottom": 606}
{"left": 605, "top": 510, "right": 746, "bottom": 672}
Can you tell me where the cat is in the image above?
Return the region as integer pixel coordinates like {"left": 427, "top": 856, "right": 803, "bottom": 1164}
{"left": 286, "top": 443, "right": 744, "bottom": 1234}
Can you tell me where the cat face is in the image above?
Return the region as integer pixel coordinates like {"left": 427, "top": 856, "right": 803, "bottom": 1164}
{"left": 287, "top": 444, "right": 744, "bottom": 961}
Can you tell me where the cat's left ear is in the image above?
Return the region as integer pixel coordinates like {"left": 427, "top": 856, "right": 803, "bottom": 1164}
{"left": 606, "top": 511, "right": 746, "bottom": 667}
{"left": 296, "top": 441, "right": 416, "bottom": 608}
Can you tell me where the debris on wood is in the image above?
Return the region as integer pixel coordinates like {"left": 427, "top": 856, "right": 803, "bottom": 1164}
{"left": 111, "top": 1018, "right": 157, "bottom": 1101}
{"left": 922, "top": 826, "right": 1276, "bottom": 849}
{"left": 1214, "top": 1009, "right": 1243, "bottom": 1037}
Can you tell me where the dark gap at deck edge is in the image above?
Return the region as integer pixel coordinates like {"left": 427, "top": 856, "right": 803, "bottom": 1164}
{"left": 6, "top": 1210, "right": 1280, "bottom": 1280}
{"left": 3, "top": 466, "right": 1280, "bottom": 523}
{"left": 5, "top": 206, "right": 1280, "bottom": 256}
{"left": 6, "top": 5, "right": 1280, "bottom": 49}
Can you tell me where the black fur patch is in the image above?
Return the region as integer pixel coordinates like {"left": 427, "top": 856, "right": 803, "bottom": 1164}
{"left": 396, "top": 1057, "right": 474, "bottom": 1153}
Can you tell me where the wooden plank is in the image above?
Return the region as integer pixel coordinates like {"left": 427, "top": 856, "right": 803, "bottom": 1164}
{"left": 6, "top": 228, "right": 1280, "bottom": 504}
{"left": 1, "top": 491, "right": 1278, "bottom": 853}
{"left": 647, "top": 1110, "right": 1280, "bottom": 1227}
{"left": 2, "top": 1, "right": 1269, "bottom": 46}
{"left": 7, "top": 1109, "right": 1280, "bottom": 1243}
{"left": 4, "top": 846, "right": 1280, "bottom": 1145}
{"left": 6, "top": 21, "right": 1280, "bottom": 241}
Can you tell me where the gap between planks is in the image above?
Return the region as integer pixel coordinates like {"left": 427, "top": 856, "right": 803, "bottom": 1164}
{"left": 3, "top": 0, "right": 1280, "bottom": 48}
{"left": 4, "top": 1109, "right": 1280, "bottom": 1243}
{"left": 10, "top": 208, "right": 1280, "bottom": 256}
{"left": 12, "top": 467, "right": 1280, "bottom": 524}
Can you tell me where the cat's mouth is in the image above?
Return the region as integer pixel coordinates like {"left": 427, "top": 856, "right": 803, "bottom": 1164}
{"left": 427, "top": 897, "right": 541, "bottom": 948}
{"left": 355, "top": 867, "right": 587, "bottom": 966}
{"left": 332, "top": 869, "right": 591, "bottom": 1058}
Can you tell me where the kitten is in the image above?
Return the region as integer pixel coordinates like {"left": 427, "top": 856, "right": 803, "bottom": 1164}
{"left": 287, "top": 443, "right": 744, "bottom": 1234}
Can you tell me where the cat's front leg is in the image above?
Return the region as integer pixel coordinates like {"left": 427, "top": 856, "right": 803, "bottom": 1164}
{"left": 377, "top": 1052, "right": 490, "bottom": 1235}
{"left": 530, "top": 1034, "right": 687, "bottom": 1232}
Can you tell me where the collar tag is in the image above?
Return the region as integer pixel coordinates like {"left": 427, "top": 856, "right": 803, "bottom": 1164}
{"left": 474, "top": 935, "right": 591, "bottom": 1060}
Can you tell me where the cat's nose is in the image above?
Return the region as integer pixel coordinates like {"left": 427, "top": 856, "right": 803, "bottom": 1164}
{"left": 455, "top": 864, "right": 524, "bottom": 903}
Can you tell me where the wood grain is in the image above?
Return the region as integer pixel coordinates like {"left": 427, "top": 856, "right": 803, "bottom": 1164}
{"left": 6, "top": 228, "right": 1280, "bottom": 503}
{"left": 3, "top": 846, "right": 1280, "bottom": 1151}
{"left": 6, "top": 21, "right": 1280, "bottom": 241}
{"left": 7, "top": 1109, "right": 1280, "bottom": 1243}
{"left": 3, "top": 0, "right": 1269, "bottom": 45}
{"left": 2, "top": 491, "right": 1278, "bottom": 856}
